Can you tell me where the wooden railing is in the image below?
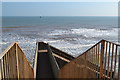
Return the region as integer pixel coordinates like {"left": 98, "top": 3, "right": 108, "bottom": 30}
{"left": 34, "top": 42, "right": 38, "bottom": 78}
{"left": 59, "top": 40, "right": 120, "bottom": 79}
{"left": 0, "top": 42, "right": 34, "bottom": 79}
{"left": 1, "top": 40, "right": 119, "bottom": 79}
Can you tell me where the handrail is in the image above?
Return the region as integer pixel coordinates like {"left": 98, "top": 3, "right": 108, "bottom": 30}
{"left": 34, "top": 41, "right": 39, "bottom": 78}
{"left": 59, "top": 39, "right": 120, "bottom": 79}
{"left": 0, "top": 42, "right": 34, "bottom": 79}
{"left": 0, "top": 42, "right": 16, "bottom": 59}
{"left": 50, "top": 45, "right": 74, "bottom": 60}
{"left": 47, "top": 43, "right": 60, "bottom": 78}
{"left": 34, "top": 42, "right": 60, "bottom": 78}
{"left": 1, "top": 40, "right": 119, "bottom": 79}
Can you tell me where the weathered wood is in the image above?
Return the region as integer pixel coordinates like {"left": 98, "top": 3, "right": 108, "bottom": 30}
{"left": 0, "top": 59, "right": 2, "bottom": 79}
{"left": 92, "top": 48, "right": 93, "bottom": 63}
{"left": 50, "top": 45, "right": 74, "bottom": 60}
{"left": 18, "top": 44, "right": 24, "bottom": 78}
{"left": 16, "top": 44, "right": 20, "bottom": 79}
{"left": 47, "top": 44, "right": 60, "bottom": 78}
{"left": 0, "top": 39, "right": 120, "bottom": 79}
{"left": 17, "top": 44, "right": 34, "bottom": 78}
{"left": 97, "top": 43, "right": 100, "bottom": 78}
{"left": 0, "top": 42, "right": 16, "bottom": 59}
{"left": 110, "top": 43, "right": 114, "bottom": 78}
{"left": 100, "top": 40, "right": 105, "bottom": 78}
{"left": 104, "top": 42, "right": 108, "bottom": 78}
{"left": 59, "top": 40, "right": 119, "bottom": 79}
{"left": 13, "top": 44, "right": 18, "bottom": 78}
{"left": 96, "top": 45, "right": 97, "bottom": 71}
{"left": 34, "top": 42, "right": 38, "bottom": 78}
{"left": 113, "top": 45, "right": 118, "bottom": 78}
{"left": 84, "top": 53, "right": 87, "bottom": 78}
{"left": 5, "top": 54, "right": 9, "bottom": 78}
{"left": 9, "top": 49, "right": 12, "bottom": 78}
{"left": 53, "top": 53, "right": 70, "bottom": 62}
{"left": 7, "top": 51, "right": 10, "bottom": 78}
{"left": 0, "top": 59, "right": 3, "bottom": 79}
{"left": 107, "top": 42, "right": 111, "bottom": 77}
{"left": 38, "top": 50, "right": 48, "bottom": 53}
{"left": 0, "top": 42, "right": 34, "bottom": 79}
{"left": 94, "top": 47, "right": 95, "bottom": 64}
{"left": 118, "top": 48, "right": 120, "bottom": 79}
{"left": 3, "top": 56, "right": 6, "bottom": 78}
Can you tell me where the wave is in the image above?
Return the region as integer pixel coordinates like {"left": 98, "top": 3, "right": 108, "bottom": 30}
{"left": 71, "top": 28, "right": 118, "bottom": 38}
{"left": 2, "top": 26, "right": 118, "bottom": 65}
{"left": 49, "top": 28, "right": 118, "bottom": 39}
{"left": 0, "top": 41, "right": 9, "bottom": 45}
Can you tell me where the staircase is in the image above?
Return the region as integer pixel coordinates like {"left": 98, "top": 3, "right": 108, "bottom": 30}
{"left": 0, "top": 40, "right": 120, "bottom": 79}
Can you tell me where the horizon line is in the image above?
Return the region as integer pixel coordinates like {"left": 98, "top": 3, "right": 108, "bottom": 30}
{"left": 2, "top": 15, "right": 118, "bottom": 17}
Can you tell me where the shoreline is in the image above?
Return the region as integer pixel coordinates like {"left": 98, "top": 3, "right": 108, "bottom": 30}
{"left": 2, "top": 26, "right": 33, "bottom": 28}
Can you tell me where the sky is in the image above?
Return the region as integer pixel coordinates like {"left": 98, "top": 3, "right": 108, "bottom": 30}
{"left": 2, "top": 2, "right": 118, "bottom": 16}
{"left": 1, "top": 0, "right": 119, "bottom": 2}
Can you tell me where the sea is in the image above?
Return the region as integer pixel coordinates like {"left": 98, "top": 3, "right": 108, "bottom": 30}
{"left": 1, "top": 16, "right": 118, "bottom": 66}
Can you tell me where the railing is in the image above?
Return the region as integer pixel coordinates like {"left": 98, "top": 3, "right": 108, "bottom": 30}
{"left": 34, "top": 42, "right": 38, "bottom": 78}
{"left": 49, "top": 45, "right": 74, "bottom": 60}
{"left": 0, "top": 42, "right": 34, "bottom": 79}
{"left": 49, "top": 45, "right": 74, "bottom": 69}
{"left": 34, "top": 42, "right": 60, "bottom": 78}
{"left": 59, "top": 40, "right": 120, "bottom": 79}
{"left": 1, "top": 40, "right": 119, "bottom": 79}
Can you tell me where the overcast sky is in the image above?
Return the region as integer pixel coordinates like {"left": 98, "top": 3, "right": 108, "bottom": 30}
{"left": 2, "top": 2, "right": 118, "bottom": 16}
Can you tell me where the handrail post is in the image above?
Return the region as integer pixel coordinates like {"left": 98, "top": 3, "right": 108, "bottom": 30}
{"left": 0, "top": 59, "right": 2, "bottom": 79}
{"left": 0, "top": 59, "right": 3, "bottom": 79}
{"left": 118, "top": 46, "right": 120, "bottom": 79}
{"left": 100, "top": 40, "right": 105, "bottom": 78}
{"left": 15, "top": 43, "right": 19, "bottom": 79}
{"left": 84, "top": 53, "right": 87, "bottom": 78}
{"left": 47, "top": 43, "right": 60, "bottom": 78}
{"left": 34, "top": 42, "right": 38, "bottom": 78}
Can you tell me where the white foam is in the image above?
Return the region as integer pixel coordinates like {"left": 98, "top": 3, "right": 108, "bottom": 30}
{"left": 60, "top": 43, "right": 94, "bottom": 49}
{"left": 71, "top": 28, "right": 118, "bottom": 38}
{"left": 48, "top": 28, "right": 118, "bottom": 40}
{"left": 2, "top": 27, "right": 118, "bottom": 66}
{"left": 46, "top": 40, "right": 61, "bottom": 43}
{"left": 48, "top": 29, "right": 70, "bottom": 35}
{"left": 0, "top": 41, "right": 9, "bottom": 45}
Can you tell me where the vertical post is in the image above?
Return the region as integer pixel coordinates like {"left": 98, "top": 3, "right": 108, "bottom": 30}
{"left": 107, "top": 43, "right": 111, "bottom": 77}
{"left": 113, "top": 45, "right": 117, "bottom": 78}
{"left": 47, "top": 43, "right": 59, "bottom": 78}
{"left": 3, "top": 56, "right": 6, "bottom": 79}
{"left": 0, "top": 59, "right": 3, "bottom": 79}
{"left": 104, "top": 42, "right": 108, "bottom": 79}
{"left": 118, "top": 46, "right": 120, "bottom": 79}
{"left": 84, "top": 53, "right": 87, "bottom": 78}
{"left": 92, "top": 48, "right": 93, "bottom": 63}
{"left": 110, "top": 44, "right": 114, "bottom": 78}
{"left": 96, "top": 45, "right": 98, "bottom": 75}
{"left": 34, "top": 42, "right": 38, "bottom": 78}
{"left": 96, "top": 45, "right": 97, "bottom": 64}
{"left": 16, "top": 43, "right": 19, "bottom": 79}
{"left": 0, "top": 59, "right": 2, "bottom": 79}
{"left": 94, "top": 47, "right": 95, "bottom": 64}
{"left": 97, "top": 44, "right": 100, "bottom": 78}
{"left": 5, "top": 54, "right": 8, "bottom": 78}
{"left": 100, "top": 40, "right": 105, "bottom": 78}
